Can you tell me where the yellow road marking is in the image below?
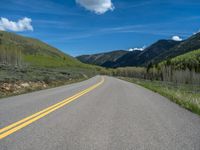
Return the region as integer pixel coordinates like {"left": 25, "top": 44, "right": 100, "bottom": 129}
{"left": 0, "top": 77, "right": 104, "bottom": 140}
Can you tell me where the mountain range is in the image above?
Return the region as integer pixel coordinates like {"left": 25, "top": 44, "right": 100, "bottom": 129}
{"left": 77, "top": 33, "right": 200, "bottom": 68}
{"left": 1, "top": 30, "right": 200, "bottom": 70}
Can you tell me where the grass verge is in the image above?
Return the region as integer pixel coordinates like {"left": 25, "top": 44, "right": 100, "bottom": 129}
{"left": 119, "top": 77, "right": 200, "bottom": 115}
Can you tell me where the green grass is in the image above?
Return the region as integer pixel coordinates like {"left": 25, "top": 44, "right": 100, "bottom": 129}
{"left": 23, "top": 55, "right": 78, "bottom": 68}
{"left": 0, "top": 31, "right": 97, "bottom": 69}
{"left": 120, "top": 77, "right": 200, "bottom": 115}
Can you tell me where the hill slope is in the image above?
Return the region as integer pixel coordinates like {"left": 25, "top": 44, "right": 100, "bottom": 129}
{"left": 105, "top": 50, "right": 142, "bottom": 67}
{"left": 0, "top": 31, "right": 85, "bottom": 68}
{"left": 76, "top": 50, "right": 128, "bottom": 67}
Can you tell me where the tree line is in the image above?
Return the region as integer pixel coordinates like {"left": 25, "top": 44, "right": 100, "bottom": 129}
{"left": 105, "top": 63, "right": 200, "bottom": 85}
{"left": 0, "top": 45, "right": 22, "bottom": 66}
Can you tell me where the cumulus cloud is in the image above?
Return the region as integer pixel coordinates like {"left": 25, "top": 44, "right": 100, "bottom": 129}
{"left": 0, "top": 17, "right": 33, "bottom": 32}
{"left": 129, "top": 46, "right": 145, "bottom": 51}
{"left": 76, "top": 0, "right": 114, "bottom": 14}
{"left": 172, "top": 35, "right": 182, "bottom": 41}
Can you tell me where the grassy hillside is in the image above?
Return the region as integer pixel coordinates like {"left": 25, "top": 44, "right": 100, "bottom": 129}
{"left": 0, "top": 31, "right": 87, "bottom": 68}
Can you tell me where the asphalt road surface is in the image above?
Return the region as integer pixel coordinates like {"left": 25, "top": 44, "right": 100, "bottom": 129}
{"left": 0, "top": 76, "right": 200, "bottom": 150}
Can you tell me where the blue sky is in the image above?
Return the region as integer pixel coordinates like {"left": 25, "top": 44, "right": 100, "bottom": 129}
{"left": 0, "top": 0, "right": 200, "bottom": 56}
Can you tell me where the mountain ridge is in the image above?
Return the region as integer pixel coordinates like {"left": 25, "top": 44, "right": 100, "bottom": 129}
{"left": 77, "top": 50, "right": 128, "bottom": 66}
{"left": 77, "top": 33, "right": 200, "bottom": 68}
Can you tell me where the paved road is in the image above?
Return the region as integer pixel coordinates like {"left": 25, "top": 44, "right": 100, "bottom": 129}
{"left": 0, "top": 76, "right": 200, "bottom": 150}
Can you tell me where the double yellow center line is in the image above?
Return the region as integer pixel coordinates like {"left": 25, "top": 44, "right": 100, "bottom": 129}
{"left": 0, "top": 77, "right": 104, "bottom": 140}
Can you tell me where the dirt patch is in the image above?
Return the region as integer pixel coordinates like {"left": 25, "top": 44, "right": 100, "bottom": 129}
{"left": 0, "top": 81, "right": 48, "bottom": 96}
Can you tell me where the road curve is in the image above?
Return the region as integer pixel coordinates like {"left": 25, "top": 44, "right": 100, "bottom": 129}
{"left": 0, "top": 76, "right": 200, "bottom": 150}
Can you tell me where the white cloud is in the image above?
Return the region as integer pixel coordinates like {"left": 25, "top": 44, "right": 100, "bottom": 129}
{"left": 172, "top": 35, "right": 182, "bottom": 41}
{"left": 76, "top": 0, "right": 114, "bottom": 14}
{"left": 129, "top": 46, "right": 145, "bottom": 51}
{"left": 0, "top": 17, "right": 33, "bottom": 32}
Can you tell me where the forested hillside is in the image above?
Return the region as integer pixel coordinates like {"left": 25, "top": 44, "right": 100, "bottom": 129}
{"left": 155, "top": 49, "right": 200, "bottom": 84}
{"left": 108, "top": 49, "right": 200, "bottom": 85}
